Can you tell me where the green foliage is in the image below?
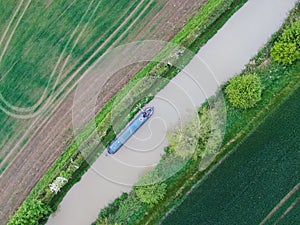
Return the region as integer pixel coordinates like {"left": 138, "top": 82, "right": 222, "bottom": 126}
{"left": 8, "top": 200, "right": 51, "bottom": 225}
{"left": 167, "top": 117, "right": 200, "bottom": 159}
{"left": 271, "top": 42, "right": 300, "bottom": 64}
{"left": 281, "top": 21, "right": 300, "bottom": 47}
{"left": 167, "top": 99, "right": 225, "bottom": 163}
{"left": 271, "top": 20, "right": 300, "bottom": 64}
{"left": 115, "top": 193, "right": 144, "bottom": 223}
{"left": 96, "top": 193, "right": 128, "bottom": 223}
{"left": 94, "top": 217, "right": 122, "bottom": 225}
{"left": 135, "top": 182, "right": 167, "bottom": 205}
{"left": 225, "top": 74, "right": 262, "bottom": 109}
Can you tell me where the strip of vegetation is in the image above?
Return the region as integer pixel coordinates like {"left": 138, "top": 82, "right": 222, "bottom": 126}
{"left": 93, "top": 3, "right": 300, "bottom": 225}
{"left": 7, "top": 0, "right": 249, "bottom": 224}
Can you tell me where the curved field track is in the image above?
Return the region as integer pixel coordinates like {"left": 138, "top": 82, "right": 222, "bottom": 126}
{"left": 0, "top": 0, "right": 147, "bottom": 168}
{"left": 0, "top": 0, "right": 150, "bottom": 172}
{"left": 0, "top": 0, "right": 204, "bottom": 223}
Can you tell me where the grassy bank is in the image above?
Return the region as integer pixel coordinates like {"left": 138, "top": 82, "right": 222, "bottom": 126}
{"left": 94, "top": 2, "right": 300, "bottom": 225}
{"left": 7, "top": 0, "right": 249, "bottom": 224}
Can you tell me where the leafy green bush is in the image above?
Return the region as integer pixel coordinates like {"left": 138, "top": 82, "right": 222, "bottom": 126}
{"left": 225, "top": 74, "right": 262, "bottom": 109}
{"left": 271, "top": 20, "right": 300, "bottom": 64}
{"left": 281, "top": 21, "right": 300, "bottom": 47}
{"left": 8, "top": 200, "right": 51, "bottom": 225}
{"left": 96, "top": 193, "right": 128, "bottom": 223}
{"left": 271, "top": 42, "right": 300, "bottom": 64}
{"left": 135, "top": 182, "right": 167, "bottom": 205}
{"left": 94, "top": 217, "right": 123, "bottom": 225}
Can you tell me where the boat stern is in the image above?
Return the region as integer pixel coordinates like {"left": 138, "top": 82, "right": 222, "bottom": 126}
{"left": 143, "top": 106, "right": 154, "bottom": 118}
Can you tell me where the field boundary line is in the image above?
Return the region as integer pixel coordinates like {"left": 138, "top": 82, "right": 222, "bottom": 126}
{"left": 259, "top": 183, "right": 300, "bottom": 225}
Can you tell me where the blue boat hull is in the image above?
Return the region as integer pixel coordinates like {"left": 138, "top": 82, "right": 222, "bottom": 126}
{"left": 107, "top": 107, "right": 154, "bottom": 154}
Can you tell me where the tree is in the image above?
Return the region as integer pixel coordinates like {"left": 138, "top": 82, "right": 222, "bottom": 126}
{"left": 167, "top": 117, "right": 200, "bottom": 159}
{"left": 225, "top": 74, "right": 262, "bottom": 109}
{"left": 135, "top": 182, "right": 167, "bottom": 205}
{"left": 271, "top": 42, "right": 300, "bottom": 64}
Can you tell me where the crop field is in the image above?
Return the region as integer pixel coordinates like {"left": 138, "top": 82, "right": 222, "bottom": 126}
{"left": 0, "top": 0, "right": 142, "bottom": 107}
{"left": 162, "top": 86, "right": 300, "bottom": 225}
{"left": 0, "top": 0, "right": 163, "bottom": 170}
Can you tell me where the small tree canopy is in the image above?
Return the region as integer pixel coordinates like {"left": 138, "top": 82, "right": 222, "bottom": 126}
{"left": 225, "top": 74, "right": 262, "bottom": 109}
{"left": 167, "top": 117, "right": 200, "bottom": 159}
{"left": 135, "top": 182, "right": 167, "bottom": 205}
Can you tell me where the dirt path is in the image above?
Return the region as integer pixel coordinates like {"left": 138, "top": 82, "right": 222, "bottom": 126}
{"left": 0, "top": 1, "right": 202, "bottom": 224}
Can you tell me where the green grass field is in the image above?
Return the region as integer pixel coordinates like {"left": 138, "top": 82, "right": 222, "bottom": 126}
{"left": 0, "top": 0, "right": 139, "bottom": 107}
{"left": 0, "top": 0, "right": 159, "bottom": 167}
{"left": 161, "top": 86, "right": 300, "bottom": 225}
